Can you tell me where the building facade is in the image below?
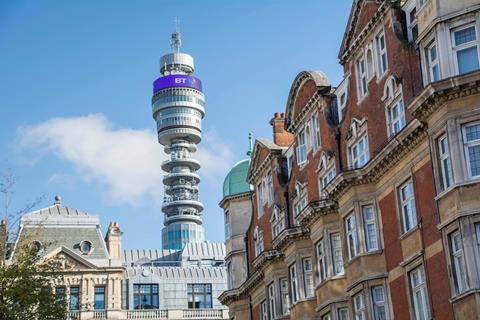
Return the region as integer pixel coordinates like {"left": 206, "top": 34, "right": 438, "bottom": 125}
{"left": 4, "top": 30, "right": 228, "bottom": 320}
{"left": 220, "top": 0, "right": 480, "bottom": 319}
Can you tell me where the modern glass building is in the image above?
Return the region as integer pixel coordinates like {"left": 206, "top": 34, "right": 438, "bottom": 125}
{"left": 152, "top": 30, "right": 206, "bottom": 249}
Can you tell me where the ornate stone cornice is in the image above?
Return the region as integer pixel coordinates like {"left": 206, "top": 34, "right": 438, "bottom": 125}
{"left": 296, "top": 199, "right": 338, "bottom": 227}
{"left": 272, "top": 226, "right": 310, "bottom": 252}
{"left": 325, "top": 119, "right": 427, "bottom": 198}
{"left": 219, "top": 250, "right": 282, "bottom": 305}
{"left": 218, "top": 191, "right": 252, "bottom": 208}
{"left": 408, "top": 71, "right": 480, "bottom": 122}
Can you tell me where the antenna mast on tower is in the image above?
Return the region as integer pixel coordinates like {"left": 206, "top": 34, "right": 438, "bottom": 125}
{"left": 171, "top": 18, "right": 182, "bottom": 53}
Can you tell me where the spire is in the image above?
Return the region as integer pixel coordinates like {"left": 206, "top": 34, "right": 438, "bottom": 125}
{"left": 247, "top": 133, "right": 253, "bottom": 157}
{"left": 170, "top": 18, "right": 182, "bottom": 53}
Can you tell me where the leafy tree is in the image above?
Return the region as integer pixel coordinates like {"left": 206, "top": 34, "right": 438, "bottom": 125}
{"left": 0, "top": 170, "right": 69, "bottom": 320}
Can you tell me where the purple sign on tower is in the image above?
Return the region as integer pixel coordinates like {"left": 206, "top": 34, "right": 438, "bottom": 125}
{"left": 153, "top": 74, "right": 203, "bottom": 93}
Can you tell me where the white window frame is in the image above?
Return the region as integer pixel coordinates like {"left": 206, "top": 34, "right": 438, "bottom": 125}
{"left": 356, "top": 55, "right": 368, "bottom": 99}
{"left": 316, "top": 239, "right": 327, "bottom": 283}
{"left": 331, "top": 233, "right": 344, "bottom": 276}
{"left": 371, "top": 286, "right": 388, "bottom": 320}
{"left": 463, "top": 121, "right": 480, "bottom": 179}
{"left": 405, "top": 3, "right": 418, "bottom": 42}
{"left": 386, "top": 97, "right": 406, "bottom": 137}
{"left": 376, "top": 30, "right": 388, "bottom": 76}
{"left": 254, "top": 228, "right": 264, "bottom": 257}
{"left": 312, "top": 113, "right": 321, "bottom": 151}
{"left": 349, "top": 134, "right": 369, "bottom": 169}
{"left": 257, "top": 181, "right": 265, "bottom": 217}
{"left": 353, "top": 292, "right": 366, "bottom": 320}
{"left": 261, "top": 300, "right": 269, "bottom": 320}
{"left": 294, "top": 193, "right": 308, "bottom": 219}
{"left": 398, "top": 179, "right": 417, "bottom": 234}
{"left": 302, "top": 257, "right": 314, "bottom": 298}
{"left": 266, "top": 171, "right": 273, "bottom": 205}
{"left": 289, "top": 264, "right": 299, "bottom": 303}
{"left": 271, "top": 207, "right": 286, "bottom": 239}
{"left": 268, "top": 282, "right": 276, "bottom": 319}
{"left": 279, "top": 278, "right": 290, "bottom": 315}
{"left": 338, "top": 307, "right": 350, "bottom": 320}
{"left": 451, "top": 23, "right": 480, "bottom": 75}
{"left": 449, "top": 230, "right": 468, "bottom": 295}
{"left": 345, "top": 213, "right": 359, "bottom": 260}
{"left": 437, "top": 133, "right": 453, "bottom": 191}
{"left": 297, "top": 129, "right": 307, "bottom": 164}
{"left": 426, "top": 40, "right": 441, "bottom": 82}
{"left": 322, "top": 313, "right": 332, "bottom": 320}
{"left": 362, "top": 205, "right": 379, "bottom": 252}
{"left": 409, "top": 266, "right": 430, "bottom": 320}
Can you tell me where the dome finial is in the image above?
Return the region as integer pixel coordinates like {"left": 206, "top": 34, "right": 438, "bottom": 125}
{"left": 54, "top": 195, "right": 62, "bottom": 205}
{"left": 247, "top": 133, "right": 253, "bottom": 157}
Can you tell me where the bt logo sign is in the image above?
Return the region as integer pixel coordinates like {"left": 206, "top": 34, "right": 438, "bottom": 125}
{"left": 175, "top": 78, "right": 188, "bottom": 84}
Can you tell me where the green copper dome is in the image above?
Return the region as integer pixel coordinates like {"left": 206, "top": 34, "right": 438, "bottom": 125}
{"left": 223, "top": 159, "right": 253, "bottom": 198}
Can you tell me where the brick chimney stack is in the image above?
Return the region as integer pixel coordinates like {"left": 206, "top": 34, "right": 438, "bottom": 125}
{"left": 105, "top": 221, "right": 122, "bottom": 261}
{"left": 270, "top": 112, "right": 294, "bottom": 147}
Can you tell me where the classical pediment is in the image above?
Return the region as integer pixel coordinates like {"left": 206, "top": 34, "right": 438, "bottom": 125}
{"left": 41, "top": 246, "right": 98, "bottom": 271}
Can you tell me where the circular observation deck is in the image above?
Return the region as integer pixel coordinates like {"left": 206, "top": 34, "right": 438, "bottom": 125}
{"left": 162, "top": 172, "right": 200, "bottom": 186}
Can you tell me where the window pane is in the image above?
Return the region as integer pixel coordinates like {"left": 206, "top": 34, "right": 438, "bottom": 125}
{"left": 455, "top": 26, "right": 477, "bottom": 46}
{"left": 465, "top": 124, "right": 480, "bottom": 141}
{"left": 457, "top": 46, "right": 479, "bottom": 74}
{"left": 468, "top": 145, "right": 480, "bottom": 176}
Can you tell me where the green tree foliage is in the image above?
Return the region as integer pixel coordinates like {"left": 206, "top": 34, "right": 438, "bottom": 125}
{"left": 0, "top": 244, "right": 69, "bottom": 320}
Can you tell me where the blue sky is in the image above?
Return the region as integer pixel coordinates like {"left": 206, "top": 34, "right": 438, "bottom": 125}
{"left": 0, "top": 0, "right": 352, "bottom": 248}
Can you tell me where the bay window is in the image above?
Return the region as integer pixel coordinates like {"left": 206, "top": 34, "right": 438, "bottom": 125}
{"left": 345, "top": 213, "right": 359, "bottom": 259}
{"left": 254, "top": 228, "right": 264, "bottom": 257}
{"left": 371, "top": 286, "right": 388, "bottom": 320}
{"left": 353, "top": 292, "right": 366, "bottom": 320}
{"left": 398, "top": 179, "right": 417, "bottom": 234}
{"left": 271, "top": 207, "right": 285, "bottom": 239}
{"left": 289, "top": 264, "right": 299, "bottom": 303}
{"left": 268, "top": 283, "right": 276, "bottom": 319}
{"left": 437, "top": 134, "right": 453, "bottom": 190}
{"left": 261, "top": 300, "right": 268, "bottom": 320}
{"left": 316, "top": 239, "right": 327, "bottom": 283}
{"left": 449, "top": 231, "right": 468, "bottom": 294}
{"left": 463, "top": 122, "right": 480, "bottom": 179}
{"left": 303, "top": 257, "right": 314, "bottom": 298}
{"left": 279, "top": 278, "right": 290, "bottom": 315}
{"left": 452, "top": 24, "right": 480, "bottom": 75}
{"left": 426, "top": 41, "right": 440, "bottom": 82}
{"left": 331, "top": 233, "right": 344, "bottom": 275}
{"left": 338, "top": 308, "right": 350, "bottom": 320}
{"left": 409, "top": 266, "right": 430, "bottom": 320}
{"left": 362, "top": 205, "right": 379, "bottom": 251}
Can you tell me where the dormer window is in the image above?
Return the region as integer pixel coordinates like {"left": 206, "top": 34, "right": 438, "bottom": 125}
{"left": 79, "top": 240, "right": 93, "bottom": 255}
{"left": 349, "top": 135, "right": 369, "bottom": 169}
{"left": 254, "top": 227, "right": 264, "bottom": 257}
{"left": 293, "top": 183, "right": 308, "bottom": 223}
{"left": 271, "top": 206, "right": 286, "bottom": 239}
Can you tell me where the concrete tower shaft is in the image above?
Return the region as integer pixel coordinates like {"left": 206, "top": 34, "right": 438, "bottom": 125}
{"left": 152, "top": 32, "right": 206, "bottom": 250}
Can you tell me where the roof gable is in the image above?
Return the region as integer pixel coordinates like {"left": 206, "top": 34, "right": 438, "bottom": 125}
{"left": 338, "top": 0, "right": 383, "bottom": 62}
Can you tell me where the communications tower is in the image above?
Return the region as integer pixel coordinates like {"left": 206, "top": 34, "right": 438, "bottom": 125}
{"left": 152, "top": 29, "right": 206, "bottom": 249}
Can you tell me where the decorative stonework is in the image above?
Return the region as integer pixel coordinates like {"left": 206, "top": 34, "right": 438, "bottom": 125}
{"left": 272, "top": 226, "right": 310, "bottom": 252}
{"left": 296, "top": 199, "right": 338, "bottom": 227}
{"left": 325, "top": 119, "right": 427, "bottom": 198}
{"left": 408, "top": 71, "right": 480, "bottom": 122}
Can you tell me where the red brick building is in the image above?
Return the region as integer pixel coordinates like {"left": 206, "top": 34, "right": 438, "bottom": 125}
{"left": 220, "top": 1, "right": 480, "bottom": 319}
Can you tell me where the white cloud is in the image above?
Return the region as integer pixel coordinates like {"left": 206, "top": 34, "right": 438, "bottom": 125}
{"left": 17, "top": 114, "right": 234, "bottom": 205}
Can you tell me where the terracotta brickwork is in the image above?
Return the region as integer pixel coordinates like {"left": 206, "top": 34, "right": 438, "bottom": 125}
{"left": 219, "top": 1, "right": 480, "bottom": 319}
